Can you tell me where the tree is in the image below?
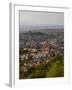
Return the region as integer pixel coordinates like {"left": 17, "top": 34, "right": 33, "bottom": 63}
{"left": 46, "top": 56, "right": 64, "bottom": 77}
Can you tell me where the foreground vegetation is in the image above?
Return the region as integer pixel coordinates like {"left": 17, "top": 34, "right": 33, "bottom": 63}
{"left": 19, "top": 55, "right": 64, "bottom": 79}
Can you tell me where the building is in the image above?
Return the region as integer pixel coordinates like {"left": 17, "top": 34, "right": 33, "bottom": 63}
{"left": 42, "top": 40, "right": 50, "bottom": 55}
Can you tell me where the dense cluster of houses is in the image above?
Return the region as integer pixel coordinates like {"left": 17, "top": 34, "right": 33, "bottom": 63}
{"left": 20, "top": 39, "right": 63, "bottom": 62}
{"left": 19, "top": 32, "right": 64, "bottom": 73}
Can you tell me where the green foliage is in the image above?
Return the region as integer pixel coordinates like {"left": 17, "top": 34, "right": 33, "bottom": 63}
{"left": 19, "top": 55, "right": 64, "bottom": 79}
{"left": 46, "top": 55, "right": 64, "bottom": 77}
{"left": 46, "top": 61, "right": 64, "bottom": 77}
{"left": 29, "top": 63, "right": 47, "bottom": 78}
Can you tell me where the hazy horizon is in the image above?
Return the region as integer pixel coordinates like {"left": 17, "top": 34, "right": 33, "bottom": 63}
{"left": 19, "top": 11, "right": 64, "bottom": 32}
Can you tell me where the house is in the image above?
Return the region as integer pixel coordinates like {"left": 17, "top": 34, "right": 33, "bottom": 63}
{"left": 42, "top": 40, "right": 50, "bottom": 55}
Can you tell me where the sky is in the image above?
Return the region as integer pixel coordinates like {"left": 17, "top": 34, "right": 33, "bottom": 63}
{"left": 19, "top": 10, "right": 64, "bottom": 31}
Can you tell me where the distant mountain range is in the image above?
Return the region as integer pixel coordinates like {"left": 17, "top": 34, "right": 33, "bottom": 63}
{"left": 20, "top": 24, "right": 64, "bottom": 33}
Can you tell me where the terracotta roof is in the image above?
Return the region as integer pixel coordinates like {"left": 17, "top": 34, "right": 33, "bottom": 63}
{"left": 43, "top": 40, "right": 50, "bottom": 49}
